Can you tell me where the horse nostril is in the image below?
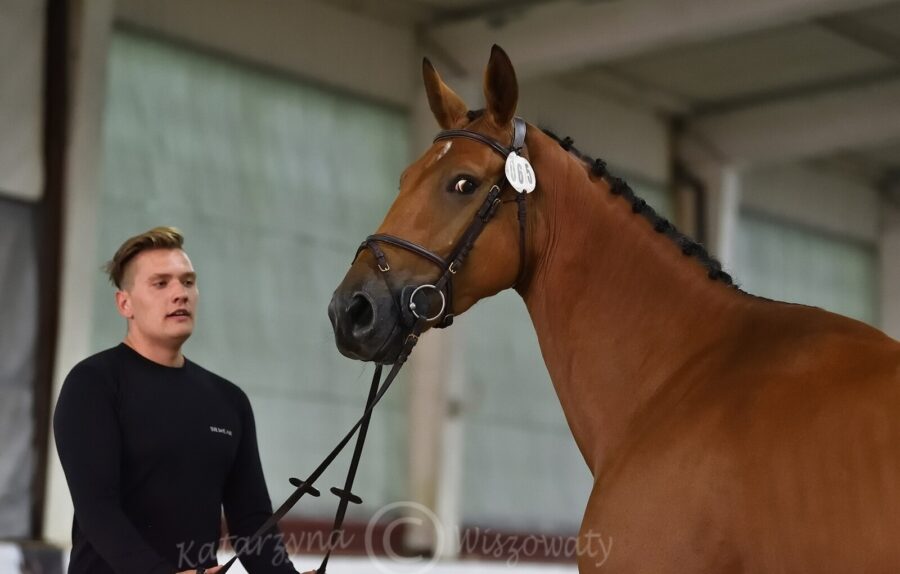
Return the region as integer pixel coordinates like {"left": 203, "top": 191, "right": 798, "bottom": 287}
{"left": 347, "top": 292, "right": 376, "bottom": 337}
{"left": 328, "top": 296, "right": 338, "bottom": 329}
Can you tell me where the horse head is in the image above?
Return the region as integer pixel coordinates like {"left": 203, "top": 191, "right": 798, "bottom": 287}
{"left": 329, "top": 46, "right": 535, "bottom": 363}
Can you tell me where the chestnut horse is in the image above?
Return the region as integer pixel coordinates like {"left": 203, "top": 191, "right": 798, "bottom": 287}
{"left": 329, "top": 46, "right": 900, "bottom": 572}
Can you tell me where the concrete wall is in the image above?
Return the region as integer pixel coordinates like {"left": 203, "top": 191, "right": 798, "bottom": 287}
{"left": 0, "top": 0, "right": 45, "bottom": 201}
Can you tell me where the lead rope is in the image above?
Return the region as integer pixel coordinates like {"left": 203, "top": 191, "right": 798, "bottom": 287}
{"left": 218, "top": 319, "right": 427, "bottom": 573}
{"left": 221, "top": 118, "right": 529, "bottom": 573}
{"left": 315, "top": 361, "right": 381, "bottom": 574}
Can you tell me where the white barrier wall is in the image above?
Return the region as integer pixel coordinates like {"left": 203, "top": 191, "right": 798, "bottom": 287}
{"left": 0, "top": 544, "right": 580, "bottom": 574}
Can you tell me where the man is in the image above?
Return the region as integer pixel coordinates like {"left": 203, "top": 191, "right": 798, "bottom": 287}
{"left": 54, "top": 227, "right": 298, "bottom": 574}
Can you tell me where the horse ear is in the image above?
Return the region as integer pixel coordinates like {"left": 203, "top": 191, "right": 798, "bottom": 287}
{"left": 483, "top": 45, "right": 518, "bottom": 127}
{"left": 423, "top": 58, "right": 469, "bottom": 129}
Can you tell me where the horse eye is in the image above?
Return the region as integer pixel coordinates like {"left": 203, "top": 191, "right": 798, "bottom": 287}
{"left": 451, "top": 177, "right": 478, "bottom": 195}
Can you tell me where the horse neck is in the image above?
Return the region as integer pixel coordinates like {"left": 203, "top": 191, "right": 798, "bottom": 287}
{"left": 517, "top": 137, "right": 750, "bottom": 477}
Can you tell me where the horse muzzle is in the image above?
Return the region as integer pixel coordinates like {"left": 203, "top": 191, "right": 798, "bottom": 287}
{"left": 329, "top": 276, "right": 450, "bottom": 363}
{"left": 329, "top": 281, "right": 395, "bottom": 363}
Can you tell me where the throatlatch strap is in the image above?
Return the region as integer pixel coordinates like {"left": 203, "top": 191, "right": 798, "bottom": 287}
{"left": 515, "top": 192, "right": 527, "bottom": 287}
{"left": 513, "top": 116, "right": 529, "bottom": 287}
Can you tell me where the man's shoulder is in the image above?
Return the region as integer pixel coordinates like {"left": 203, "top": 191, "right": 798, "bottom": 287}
{"left": 60, "top": 345, "right": 125, "bottom": 395}
{"left": 186, "top": 360, "right": 248, "bottom": 400}
{"left": 66, "top": 345, "right": 122, "bottom": 379}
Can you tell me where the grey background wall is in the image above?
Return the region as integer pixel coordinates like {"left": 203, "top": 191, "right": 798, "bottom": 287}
{"left": 0, "top": 0, "right": 45, "bottom": 540}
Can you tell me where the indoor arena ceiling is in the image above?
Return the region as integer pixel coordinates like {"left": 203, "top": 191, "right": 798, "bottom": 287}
{"left": 239, "top": 0, "right": 900, "bottom": 187}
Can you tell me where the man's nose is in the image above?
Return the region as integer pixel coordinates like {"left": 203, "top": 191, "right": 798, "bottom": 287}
{"left": 172, "top": 285, "right": 190, "bottom": 302}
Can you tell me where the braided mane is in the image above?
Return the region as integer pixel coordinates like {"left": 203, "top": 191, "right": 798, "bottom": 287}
{"left": 541, "top": 128, "right": 737, "bottom": 287}
{"left": 463, "top": 109, "right": 737, "bottom": 287}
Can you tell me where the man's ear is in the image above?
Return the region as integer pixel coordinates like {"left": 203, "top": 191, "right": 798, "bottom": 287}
{"left": 423, "top": 57, "right": 469, "bottom": 129}
{"left": 115, "top": 290, "right": 133, "bottom": 319}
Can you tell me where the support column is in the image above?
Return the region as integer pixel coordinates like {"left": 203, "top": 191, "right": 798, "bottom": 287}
{"left": 42, "top": 0, "right": 114, "bottom": 545}
{"left": 880, "top": 188, "right": 900, "bottom": 340}
{"left": 676, "top": 138, "right": 742, "bottom": 271}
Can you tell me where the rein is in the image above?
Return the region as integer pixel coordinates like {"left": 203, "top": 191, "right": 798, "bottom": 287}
{"left": 220, "top": 118, "right": 531, "bottom": 573}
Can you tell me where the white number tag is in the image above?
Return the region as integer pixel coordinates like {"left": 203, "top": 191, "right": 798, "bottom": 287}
{"left": 505, "top": 152, "right": 536, "bottom": 194}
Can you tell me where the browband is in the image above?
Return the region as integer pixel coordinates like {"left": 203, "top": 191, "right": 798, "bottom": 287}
{"left": 434, "top": 116, "right": 527, "bottom": 158}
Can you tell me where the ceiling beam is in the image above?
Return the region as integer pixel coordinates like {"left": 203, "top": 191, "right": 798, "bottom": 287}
{"left": 686, "top": 78, "right": 900, "bottom": 166}
{"left": 519, "top": 80, "right": 670, "bottom": 183}
{"left": 116, "top": 0, "right": 416, "bottom": 107}
{"left": 425, "top": 0, "right": 897, "bottom": 80}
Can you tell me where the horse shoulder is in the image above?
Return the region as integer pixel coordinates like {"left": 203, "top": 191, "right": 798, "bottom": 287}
{"left": 578, "top": 308, "right": 900, "bottom": 572}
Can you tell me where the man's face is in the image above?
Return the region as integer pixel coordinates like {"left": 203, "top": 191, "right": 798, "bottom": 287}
{"left": 116, "top": 248, "right": 198, "bottom": 346}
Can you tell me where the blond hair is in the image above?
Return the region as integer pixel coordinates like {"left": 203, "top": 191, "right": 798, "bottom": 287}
{"left": 104, "top": 226, "right": 184, "bottom": 289}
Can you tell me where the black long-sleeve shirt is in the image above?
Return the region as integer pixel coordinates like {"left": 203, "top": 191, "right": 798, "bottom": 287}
{"left": 54, "top": 343, "right": 296, "bottom": 574}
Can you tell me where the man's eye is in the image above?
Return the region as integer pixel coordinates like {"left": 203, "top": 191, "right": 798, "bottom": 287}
{"left": 450, "top": 177, "right": 478, "bottom": 195}
{"left": 184, "top": 279, "right": 195, "bottom": 287}
{"left": 154, "top": 281, "right": 166, "bottom": 288}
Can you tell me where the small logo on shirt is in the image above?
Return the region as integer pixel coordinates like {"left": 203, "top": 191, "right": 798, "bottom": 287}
{"left": 209, "top": 426, "right": 233, "bottom": 436}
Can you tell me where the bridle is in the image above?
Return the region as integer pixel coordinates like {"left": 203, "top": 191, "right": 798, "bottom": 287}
{"left": 220, "top": 117, "right": 532, "bottom": 574}
{"left": 354, "top": 115, "right": 530, "bottom": 329}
